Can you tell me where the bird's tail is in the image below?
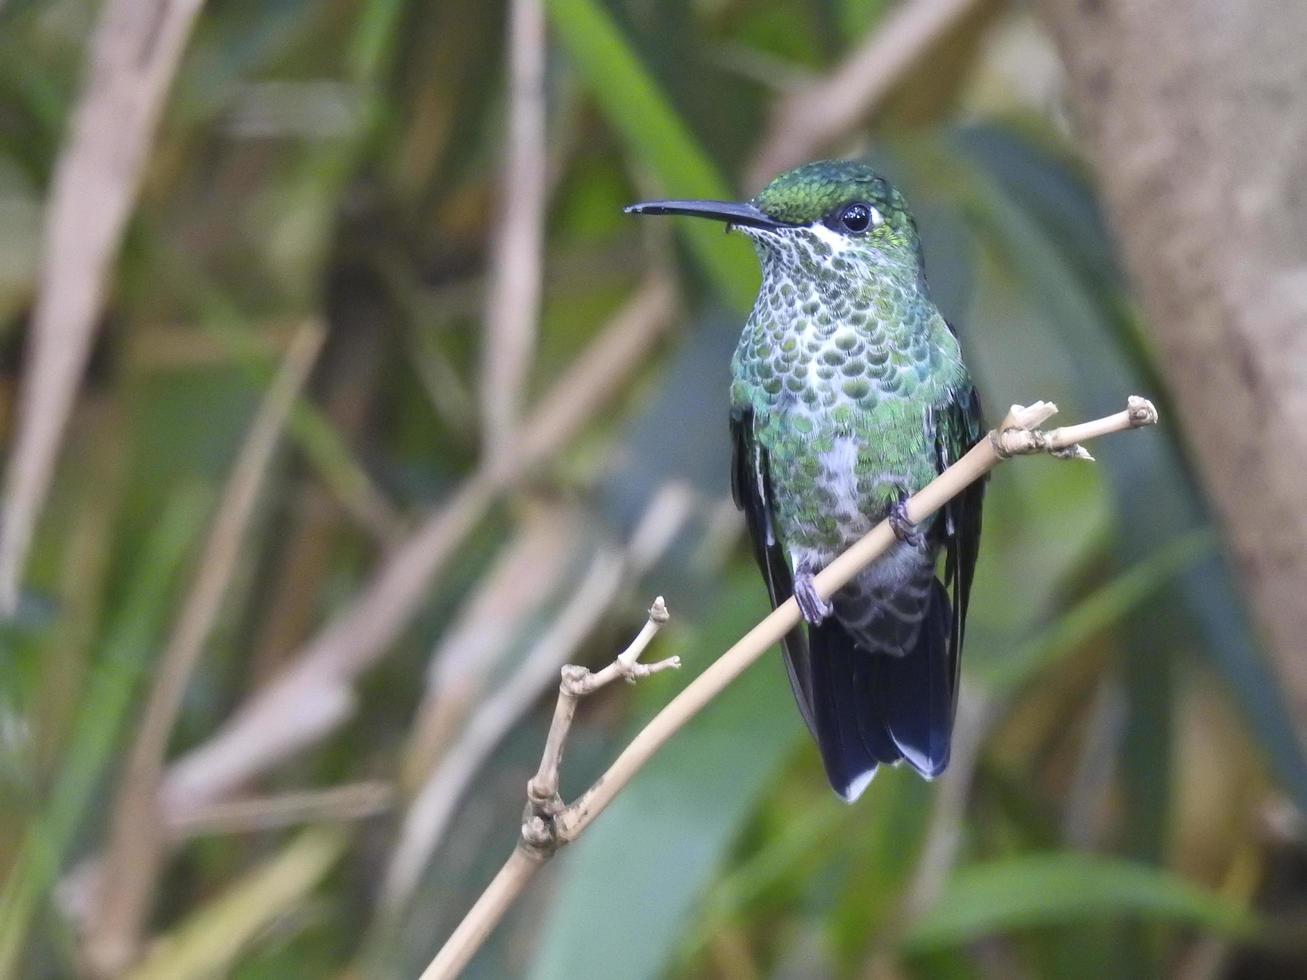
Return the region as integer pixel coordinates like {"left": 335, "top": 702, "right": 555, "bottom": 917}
{"left": 804, "top": 579, "right": 955, "bottom": 801}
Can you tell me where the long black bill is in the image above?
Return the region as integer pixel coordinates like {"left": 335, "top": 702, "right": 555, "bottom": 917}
{"left": 624, "top": 199, "right": 790, "bottom": 231}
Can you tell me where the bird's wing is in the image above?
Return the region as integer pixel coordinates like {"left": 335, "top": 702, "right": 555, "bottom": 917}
{"left": 934, "top": 379, "right": 985, "bottom": 707}
{"left": 730, "top": 406, "right": 815, "bottom": 735}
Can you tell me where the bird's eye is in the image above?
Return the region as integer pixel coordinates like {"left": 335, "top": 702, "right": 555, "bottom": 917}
{"left": 837, "top": 202, "right": 880, "bottom": 234}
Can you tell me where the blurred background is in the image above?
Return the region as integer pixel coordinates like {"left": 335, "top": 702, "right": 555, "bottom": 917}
{"left": 2, "top": 0, "right": 1306, "bottom": 977}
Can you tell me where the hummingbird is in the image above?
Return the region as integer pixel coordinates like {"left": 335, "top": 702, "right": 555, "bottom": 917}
{"left": 627, "top": 160, "right": 984, "bottom": 801}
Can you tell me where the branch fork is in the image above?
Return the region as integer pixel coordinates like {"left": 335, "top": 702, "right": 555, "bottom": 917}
{"left": 523, "top": 598, "right": 678, "bottom": 854}
{"left": 990, "top": 396, "right": 1158, "bottom": 463}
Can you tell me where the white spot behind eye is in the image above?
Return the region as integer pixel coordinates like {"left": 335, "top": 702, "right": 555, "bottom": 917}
{"left": 868, "top": 206, "right": 884, "bottom": 227}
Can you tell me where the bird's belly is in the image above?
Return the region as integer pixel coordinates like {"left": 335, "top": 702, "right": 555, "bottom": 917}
{"left": 765, "top": 415, "right": 935, "bottom": 560}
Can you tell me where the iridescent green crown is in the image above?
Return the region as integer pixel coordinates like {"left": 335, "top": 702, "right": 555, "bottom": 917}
{"left": 753, "top": 160, "right": 913, "bottom": 237}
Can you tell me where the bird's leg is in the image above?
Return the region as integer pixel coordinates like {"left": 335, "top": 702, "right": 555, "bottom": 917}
{"left": 794, "top": 561, "right": 833, "bottom": 624}
{"left": 889, "top": 489, "right": 924, "bottom": 548}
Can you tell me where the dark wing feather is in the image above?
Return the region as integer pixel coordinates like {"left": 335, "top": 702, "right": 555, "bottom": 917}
{"left": 730, "top": 407, "right": 815, "bottom": 735}
{"left": 863, "top": 579, "right": 953, "bottom": 778}
{"left": 935, "top": 380, "right": 985, "bottom": 713}
{"left": 808, "top": 619, "right": 903, "bottom": 799}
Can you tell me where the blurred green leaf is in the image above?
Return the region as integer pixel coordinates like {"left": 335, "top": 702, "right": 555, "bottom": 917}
{"left": 126, "top": 827, "right": 347, "bottom": 980}
{"left": 700, "top": 796, "right": 850, "bottom": 928}
{"left": 349, "top": 0, "right": 409, "bottom": 82}
{"left": 0, "top": 488, "right": 210, "bottom": 975}
{"left": 827, "top": 766, "right": 935, "bottom": 964}
{"left": 975, "top": 529, "right": 1213, "bottom": 695}
{"left": 545, "top": 0, "right": 757, "bottom": 308}
{"left": 904, "top": 853, "right": 1259, "bottom": 952}
{"left": 837, "top": 0, "right": 892, "bottom": 43}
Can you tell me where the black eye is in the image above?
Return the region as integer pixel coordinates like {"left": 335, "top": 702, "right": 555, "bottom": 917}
{"left": 839, "top": 202, "right": 872, "bottom": 233}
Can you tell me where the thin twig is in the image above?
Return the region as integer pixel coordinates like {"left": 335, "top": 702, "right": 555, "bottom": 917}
{"left": 382, "top": 548, "right": 625, "bottom": 909}
{"left": 423, "top": 597, "right": 679, "bottom": 980}
{"left": 0, "top": 0, "right": 211, "bottom": 614}
{"left": 527, "top": 598, "right": 677, "bottom": 810}
{"left": 481, "top": 0, "right": 549, "bottom": 462}
{"left": 85, "top": 322, "right": 324, "bottom": 977}
{"left": 422, "top": 847, "right": 544, "bottom": 980}
{"left": 746, "top": 0, "right": 988, "bottom": 188}
{"left": 382, "top": 483, "right": 696, "bottom": 909}
{"left": 421, "top": 396, "right": 1160, "bottom": 979}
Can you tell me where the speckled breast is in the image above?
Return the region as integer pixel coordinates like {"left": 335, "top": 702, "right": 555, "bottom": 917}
{"left": 730, "top": 278, "right": 958, "bottom": 557}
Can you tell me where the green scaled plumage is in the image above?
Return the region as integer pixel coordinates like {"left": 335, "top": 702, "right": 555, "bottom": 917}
{"left": 627, "top": 160, "right": 984, "bottom": 801}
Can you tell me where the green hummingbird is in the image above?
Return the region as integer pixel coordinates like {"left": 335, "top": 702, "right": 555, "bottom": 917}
{"left": 627, "top": 160, "right": 984, "bottom": 801}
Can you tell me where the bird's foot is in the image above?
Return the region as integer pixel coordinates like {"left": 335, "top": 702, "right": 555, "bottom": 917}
{"left": 889, "top": 496, "right": 924, "bottom": 548}
{"left": 794, "top": 566, "right": 833, "bottom": 624}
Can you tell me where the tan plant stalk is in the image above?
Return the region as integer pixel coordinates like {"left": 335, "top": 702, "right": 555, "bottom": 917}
{"left": 421, "top": 396, "right": 1160, "bottom": 979}
{"left": 481, "top": 0, "right": 549, "bottom": 462}
{"left": 0, "top": 0, "right": 212, "bottom": 614}
{"left": 747, "top": 0, "right": 989, "bottom": 188}
{"left": 165, "top": 782, "right": 395, "bottom": 837}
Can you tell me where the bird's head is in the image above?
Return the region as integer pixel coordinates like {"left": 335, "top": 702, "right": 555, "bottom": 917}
{"left": 625, "top": 160, "right": 924, "bottom": 294}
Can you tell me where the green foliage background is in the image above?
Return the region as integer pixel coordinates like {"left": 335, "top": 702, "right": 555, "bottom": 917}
{"left": 1, "top": 0, "right": 1304, "bottom": 977}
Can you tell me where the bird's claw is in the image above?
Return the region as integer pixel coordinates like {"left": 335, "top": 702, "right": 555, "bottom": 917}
{"left": 889, "top": 498, "right": 923, "bottom": 548}
{"left": 794, "top": 567, "right": 832, "bottom": 624}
